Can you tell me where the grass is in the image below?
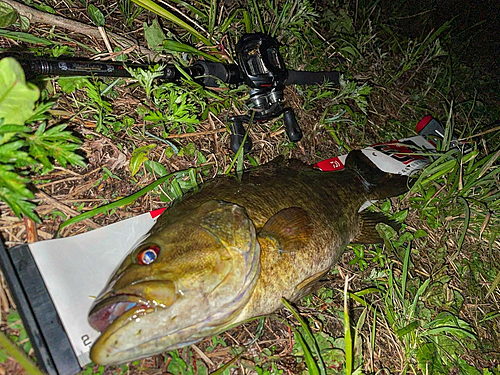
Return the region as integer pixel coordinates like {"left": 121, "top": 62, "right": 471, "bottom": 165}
{"left": 0, "top": 0, "right": 499, "bottom": 374}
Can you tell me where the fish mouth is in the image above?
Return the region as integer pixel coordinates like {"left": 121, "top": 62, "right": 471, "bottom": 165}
{"left": 89, "top": 294, "right": 148, "bottom": 333}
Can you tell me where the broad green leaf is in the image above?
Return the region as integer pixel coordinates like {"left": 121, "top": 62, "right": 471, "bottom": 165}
{"left": 18, "top": 15, "right": 29, "bottom": 30}
{"left": 87, "top": 4, "right": 105, "bottom": 26}
{"left": 144, "top": 160, "right": 168, "bottom": 177}
{"left": 0, "top": 1, "right": 18, "bottom": 28}
{"left": 130, "top": 144, "right": 156, "bottom": 177}
{"left": 416, "top": 342, "right": 445, "bottom": 374}
{"left": 376, "top": 222, "right": 397, "bottom": 253}
{"left": 0, "top": 58, "right": 40, "bottom": 126}
{"left": 414, "top": 229, "right": 428, "bottom": 239}
{"left": 144, "top": 19, "right": 165, "bottom": 50}
{"left": 391, "top": 209, "right": 408, "bottom": 223}
{"left": 395, "top": 320, "right": 419, "bottom": 338}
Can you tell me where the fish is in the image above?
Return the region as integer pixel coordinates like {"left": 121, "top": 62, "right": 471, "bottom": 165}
{"left": 88, "top": 150, "right": 410, "bottom": 365}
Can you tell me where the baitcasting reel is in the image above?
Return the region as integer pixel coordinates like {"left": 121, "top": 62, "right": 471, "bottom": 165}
{"left": 229, "top": 33, "right": 301, "bottom": 154}
{"left": 6, "top": 33, "right": 340, "bottom": 153}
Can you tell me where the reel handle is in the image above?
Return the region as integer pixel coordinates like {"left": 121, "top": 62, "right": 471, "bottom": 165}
{"left": 283, "top": 109, "right": 302, "bottom": 142}
{"left": 230, "top": 117, "right": 253, "bottom": 154}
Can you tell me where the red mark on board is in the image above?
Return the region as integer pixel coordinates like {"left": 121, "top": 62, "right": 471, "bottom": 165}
{"left": 314, "top": 157, "right": 345, "bottom": 171}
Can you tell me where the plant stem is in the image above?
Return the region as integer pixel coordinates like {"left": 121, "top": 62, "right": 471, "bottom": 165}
{"left": 0, "top": 330, "right": 46, "bottom": 375}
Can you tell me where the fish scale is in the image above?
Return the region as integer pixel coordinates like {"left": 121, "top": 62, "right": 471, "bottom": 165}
{"left": 88, "top": 151, "right": 410, "bottom": 365}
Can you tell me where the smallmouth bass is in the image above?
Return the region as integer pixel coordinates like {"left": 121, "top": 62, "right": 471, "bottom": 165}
{"left": 88, "top": 150, "right": 410, "bottom": 365}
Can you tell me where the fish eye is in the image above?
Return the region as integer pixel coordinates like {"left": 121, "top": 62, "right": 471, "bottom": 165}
{"left": 137, "top": 245, "right": 160, "bottom": 265}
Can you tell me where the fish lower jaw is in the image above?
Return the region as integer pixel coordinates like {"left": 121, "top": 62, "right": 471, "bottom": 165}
{"left": 90, "top": 301, "right": 249, "bottom": 365}
{"left": 89, "top": 297, "right": 153, "bottom": 334}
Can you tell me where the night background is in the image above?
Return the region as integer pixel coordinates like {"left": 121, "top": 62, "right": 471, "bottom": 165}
{"left": 0, "top": 0, "right": 499, "bottom": 374}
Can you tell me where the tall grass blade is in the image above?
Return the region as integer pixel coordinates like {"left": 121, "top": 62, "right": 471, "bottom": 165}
{"left": 410, "top": 278, "right": 430, "bottom": 316}
{"left": 478, "top": 149, "right": 500, "bottom": 179}
{"left": 210, "top": 350, "right": 244, "bottom": 375}
{"left": 401, "top": 243, "right": 411, "bottom": 300}
{"left": 0, "top": 330, "right": 45, "bottom": 375}
{"left": 57, "top": 168, "right": 198, "bottom": 235}
{"left": 344, "top": 278, "right": 353, "bottom": 375}
{"left": 132, "top": 0, "right": 212, "bottom": 45}
{"left": 370, "top": 308, "right": 377, "bottom": 372}
{"left": 441, "top": 105, "right": 454, "bottom": 151}
{"left": 250, "top": 0, "right": 264, "bottom": 32}
{"left": 243, "top": 10, "right": 251, "bottom": 33}
{"left": 457, "top": 196, "right": 470, "bottom": 252}
{"left": 162, "top": 39, "right": 221, "bottom": 62}
{"left": 281, "top": 298, "right": 326, "bottom": 375}
{"left": 208, "top": 0, "right": 216, "bottom": 36}
{"left": 225, "top": 112, "right": 254, "bottom": 175}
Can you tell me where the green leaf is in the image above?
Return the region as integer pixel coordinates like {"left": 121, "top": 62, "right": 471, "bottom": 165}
{"left": 58, "top": 167, "right": 202, "bottom": 234}
{"left": 0, "top": 348, "right": 8, "bottom": 362}
{"left": 0, "top": 140, "right": 35, "bottom": 166}
{"left": 0, "top": 124, "right": 33, "bottom": 134}
{"left": 414, "top": 229, "right": 428, "bottom": 239}
{"left": 0, "top": 186, "right": 40, "bottom": 223}
{"left": 282, "top": 298, "right": 326, "bottom": 375}
{"left": 0, "top": 58, "right": 40, "bottom": 126}
{"left": 25, "top": 123, "right": 85, "bottom": 173}
{"left": 0, "top": 164, "right": 33, "bottom": 198}
{"left": 87, "top": 4, "right": 105, "bottom": 26}
{"left": 391, "top": 209, "right": 408, "bottom": 223}
{"left": 18, "top": 15, "right": 29, "bottom": 30}
{"left": 0, "top": 1, "right": 18, "bottom": 28}
{"left": 57, "top": 76, "right": 89, "bottom": 94}
{"left": 376, "top": 222, "right": 397, "bottom": 252}
{"left": 143, "top": 19, "right": 165, "bottom": 50}
{"left": 417, "top": 342, "right": 444, "bottom": 374}
{"left": 0, "top": 29, "right": 53, "bottom": 45}
{"left": 144, "top": 160, "right": 168, "bottom": 177}
{"left": 130, "top": 144, "right": 156, "bottom": 177}
{"left": 162, "top": 40, "right": 220, "bottom": 62}
{"left": 34, "top": 3, "right": 55, "bottom": 13}
{"left": 396, "top": 320, "right": 420, "bottom": 338}
{"left": 132, "top": 0, "right": 213, "bottom": 46}
{"left": 0, "top": 329, "right": 45, "bottom": 375}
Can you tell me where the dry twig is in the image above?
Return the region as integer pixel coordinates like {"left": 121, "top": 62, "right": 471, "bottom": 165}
{"left": 36, "top": 190, "right": 101, "bottom": 231}
{"left": 1, "top": 0, "right": 158, "bottom": 60}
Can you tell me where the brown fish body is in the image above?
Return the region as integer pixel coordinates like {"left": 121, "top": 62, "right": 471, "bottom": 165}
{"left": 88, "top": 151, "right": 408, "bottom": 364}
{"left": 162, "top": 159, "right": 364, "bottom": 318}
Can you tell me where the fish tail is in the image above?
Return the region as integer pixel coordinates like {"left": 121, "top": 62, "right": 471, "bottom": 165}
{"left": 345, "top": 150, "right": 410, "bottom": 200}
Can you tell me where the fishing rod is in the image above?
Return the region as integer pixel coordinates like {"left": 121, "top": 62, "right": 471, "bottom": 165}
{"left": 6, "top": 33, "right": 340, "bottom": 153}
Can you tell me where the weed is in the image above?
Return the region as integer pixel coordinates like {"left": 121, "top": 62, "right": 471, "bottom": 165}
{"left": 1, "top": 0, "right": 500, "bottom": 374}
{"left": 0, "top": 58, "right": 85, "bottom": 222}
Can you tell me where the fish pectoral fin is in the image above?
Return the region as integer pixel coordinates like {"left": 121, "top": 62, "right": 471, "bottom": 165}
{"left": 294, "top": 269, "right": 329, "bottom": 299}
{"left": 258, "top": 207, "right": 313, "bottom": 254}
{"left": 351, "top": 211, "right": 401, "bottom": 244}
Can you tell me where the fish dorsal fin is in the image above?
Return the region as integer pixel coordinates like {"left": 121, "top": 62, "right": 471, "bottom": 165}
{"left": 244, "top": 157, "right": 307, "bottom": 179}
{"left": 352, "top": 211, "right": 401, "bottom": 244}
{"left": 258, "top": 207, "right": 313, "bottom": 254}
